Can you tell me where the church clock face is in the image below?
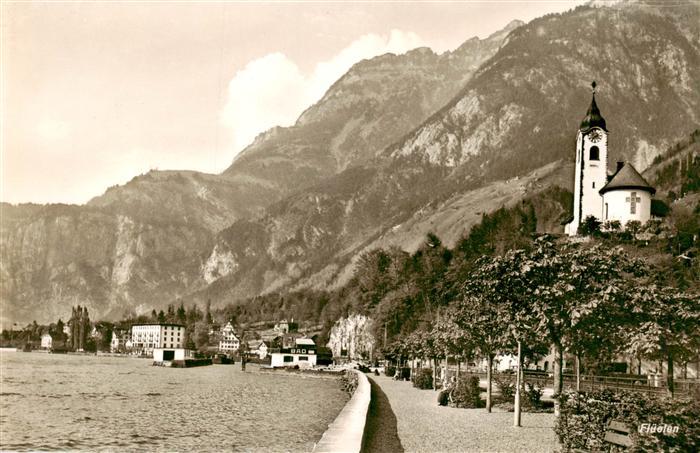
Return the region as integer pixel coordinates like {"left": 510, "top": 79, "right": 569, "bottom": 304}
{"left": 589, "top": 129, "right": 603, "bottom": 143}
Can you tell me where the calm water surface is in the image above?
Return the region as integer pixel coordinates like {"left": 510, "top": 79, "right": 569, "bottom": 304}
{"left": 0, "top": 352, "right": 348, "bottom": 452}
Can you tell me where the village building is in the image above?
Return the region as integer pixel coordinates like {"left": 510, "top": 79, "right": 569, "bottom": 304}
{"left": 110, "top": 329, "right": 131, "bottom": 353}
{"left": 270, "top": 337, "right": 317, "bottom": 368}
{"left": 130, "top": 323, "right": 185, "bottom": 356}
{"left": 218, "top": 322, "right": 240, "bottom": 354}
{"left": 248, "top": 340, "right": 270, "bottom": 359}
{"left": 40, "top": 333, "right": 52, "bottom": 350}
{"left": 565, "top": 82, "right": 656, "bottom": 236}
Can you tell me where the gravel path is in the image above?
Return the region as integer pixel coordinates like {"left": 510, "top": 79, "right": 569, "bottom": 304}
{"left": 372, "top": 374, "right": 559, "bottom": 453}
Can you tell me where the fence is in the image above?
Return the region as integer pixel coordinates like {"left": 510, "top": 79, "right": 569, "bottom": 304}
{"left": 436, "top": 368, "right": 699, "bottom": 398}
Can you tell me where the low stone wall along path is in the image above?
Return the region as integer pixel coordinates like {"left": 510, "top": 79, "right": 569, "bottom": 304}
{"left": 371, "top": 374, "right": 558, "bottom": 453}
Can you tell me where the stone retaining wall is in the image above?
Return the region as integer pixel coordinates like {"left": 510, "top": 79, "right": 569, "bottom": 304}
{"left": 313, "top": 370, "right": 370, "bottom": 453}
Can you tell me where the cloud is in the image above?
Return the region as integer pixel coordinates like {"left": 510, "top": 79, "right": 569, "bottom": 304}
{"left": 221, "top": 29, "right": 425, "bottom": 153}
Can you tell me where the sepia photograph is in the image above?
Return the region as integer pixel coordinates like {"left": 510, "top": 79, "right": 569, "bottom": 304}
{"left": 1, "top": 0, "right": 699, "bottom": 451}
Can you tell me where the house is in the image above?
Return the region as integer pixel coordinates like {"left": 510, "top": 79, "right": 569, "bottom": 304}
{"left": 251, "top": 340, "right": 270, "bottom": 359}
{"left": 110, "top": 329, "right": 130, "bottom": 353}
{"left": 565, "top": 82, "right": 656, "bottom": 236}
{"left": 270, "top": 337, "right": 317, "bottom": 368}
{"left": 40, "top": 333, "right": 52, "bottom": 350}
{"left": 130, "top": 323, "right": 185, "bottom": 356}
{"left": 218, "top": 322, "right": 240, "bottom": 354}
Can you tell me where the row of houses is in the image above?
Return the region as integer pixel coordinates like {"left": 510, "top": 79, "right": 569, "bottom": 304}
{"left": 108, "top": 322, "right": 315, "bottom": 361}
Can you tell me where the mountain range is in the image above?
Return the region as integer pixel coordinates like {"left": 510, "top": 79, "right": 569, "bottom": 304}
{"left": 2, "top": 1, "right": 699, "bottom": 324}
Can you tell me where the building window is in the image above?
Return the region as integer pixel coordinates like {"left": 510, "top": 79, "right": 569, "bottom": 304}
{"left": 589, "top": 146, "right": 599, "bottom": 161}
{"left": 592, "top": 182, "right": 595, "bottom": 188}
{"left": 605, "top": 203, "right": 609, "bottom": 220}
{"left": 299, "top": 356, "right": 308, "bottom": 361}
{"left": 283, "top": 355, "right": 293, "bottom": 363}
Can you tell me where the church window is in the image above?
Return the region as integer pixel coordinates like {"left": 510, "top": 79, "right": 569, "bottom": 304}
{"left": 592, "top": 182, "right": 595, "bottom": 188}
{"left": 605, "top": 203, "right": 609, "bottom": 220}
{"left": 589, "top": 146, "right": 600, "bottom": 161}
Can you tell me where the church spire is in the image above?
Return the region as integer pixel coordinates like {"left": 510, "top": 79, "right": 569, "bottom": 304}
{"left": 580, "top": 81, "right": 607, "bottom": 132}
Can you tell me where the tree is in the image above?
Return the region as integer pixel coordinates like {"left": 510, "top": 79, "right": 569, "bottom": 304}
{"left": 513, "top": 237, "right": 642, "bottom": 415}
{"left": 205, "top": 300, "right": 213, "bottom": 325}
{"left": 625, "top": 285, "right": 700, "bottom": 396}
{"left": 453, "top": 292, "right": 511, "bottom": 412}
{"left": 432, "top": 312, "right": 474, "bottom": 386}
{"left": 578, "top": 215, "right": 601, "bottom": 236}
{"left": 176, "top": 303, "right": 186, "bottom": 324}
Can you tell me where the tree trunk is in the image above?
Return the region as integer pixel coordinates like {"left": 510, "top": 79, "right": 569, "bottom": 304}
{"left": 457, "top": 360, "right": 461, "bottom": 383}
{"left": 667, "top": 352, "right": 674, "bottom": 398}
{"left": 553, "top": 342, "right": 563, "bottom": 417}
{"left": 514, "top": 341, "right": 522, "bottom": 427}
{"left": 637, "top": 356, "right": 642, "bottom": 375}
{"left": 433, "top": 357, "right": 438, "bottom": 391}
{"left": 444, "top": 349, "right": 449, "bottom": 388}
{"left": 575, "top": 354, "right": 581, "bottom": 393}
{"left": 486, "top": 354, "right": 493, "bottom": 413}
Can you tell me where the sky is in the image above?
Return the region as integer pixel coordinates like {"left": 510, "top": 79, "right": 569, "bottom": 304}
{"left": 1, "top": 1, "right": 587, "bottom": 205}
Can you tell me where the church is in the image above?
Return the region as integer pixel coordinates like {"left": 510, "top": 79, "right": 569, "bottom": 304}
{"left": 565, "top": 82, "right": 656, "bottom": 236}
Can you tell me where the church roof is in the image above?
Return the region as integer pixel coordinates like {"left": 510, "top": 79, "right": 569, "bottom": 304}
{"left": 599, "top": 162, "right": 655, "bottom": 195}
{"left": 580, "top": 93, "right": 607, "bottom": 132}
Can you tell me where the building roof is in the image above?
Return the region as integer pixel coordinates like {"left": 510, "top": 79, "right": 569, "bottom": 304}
{"left": 599, "top": 162, "right": 656, "bottom": 195}
{"left": 130, "top": 323, "right": 185, "bottom": 328}
{"left": 580, "top": 83, "right": 607, "bottom": 132}
{"left": 295, "top": 338, "right": 315, "bottom": 346}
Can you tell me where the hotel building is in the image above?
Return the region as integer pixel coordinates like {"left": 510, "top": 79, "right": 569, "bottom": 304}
{"left": 131, "top": 324, "right": 185, "bottom": 355}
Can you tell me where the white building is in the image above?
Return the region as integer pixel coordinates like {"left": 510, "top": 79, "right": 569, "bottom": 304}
{"left": 599, "top": 163, "right": 655, "bottom": 226}
{"left": 218, "top": 322, "right": 240, "bottom": 353}
{"left": 153, "top": 348, "right": 191, "bottom": 363}
{"left": 270, "top": 338, "right": 317, "bottom": 368}
{"left": 565, "top": 82, "right": 655, "bottom": 235}
{"left": 250, "top": 340, "right": 269, "bottom": 359}
{"left": 130, "top": 324, "right": 185, "bottom": 355}
{"left": 110, "top": 329, "right": 130, "bottom": 353}
{"left": 40, "top": 333, "right": 52, "bottom": 349}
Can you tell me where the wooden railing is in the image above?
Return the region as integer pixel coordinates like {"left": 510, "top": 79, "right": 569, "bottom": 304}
{"left": 438, "top": 368, "right": 699, "bottom": 398}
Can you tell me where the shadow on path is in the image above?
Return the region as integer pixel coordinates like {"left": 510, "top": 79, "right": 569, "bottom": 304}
{"left": 361, "top": 376, "right": 404, "bottom": 453}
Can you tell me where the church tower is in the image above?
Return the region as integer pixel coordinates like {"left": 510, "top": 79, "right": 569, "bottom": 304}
{"left": 568, "top": 82, "right": 609, "bottom": 236}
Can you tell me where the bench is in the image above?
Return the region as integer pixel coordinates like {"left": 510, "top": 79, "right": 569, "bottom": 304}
{"left": 603, "top": 420, "right": 632, "bottom": 448}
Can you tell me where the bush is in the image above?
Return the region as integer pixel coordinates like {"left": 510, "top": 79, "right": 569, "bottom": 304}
{"left": 556, "top": 389, "right": 700, "bottom": 452}
{"left": 385, "top": 365, "right": 396, "bottom": 377}
{"left": 450, "top": 376, "right": 484, "bottom": 408}
{"left": 494, "top": 375, "right": 515, "bottom": 402}
{"left": 412, "top": 368, "right": 433, "bottom": 390}
{"left": 523, "top": 383, "right": 543, "bottom": 409}
{"left": 340, "top": 371, "right": 359, "bottom": 395}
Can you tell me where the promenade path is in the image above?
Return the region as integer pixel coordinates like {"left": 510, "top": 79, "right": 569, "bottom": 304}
{"left": 370, "top": 374, "right": 559, "bottom": 453}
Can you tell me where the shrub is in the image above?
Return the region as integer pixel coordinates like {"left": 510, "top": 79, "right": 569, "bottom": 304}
{"left": 523, "top": 383, "right": 543, "bottom": 409}
{"left": 556, "top": 389, "right": 700, "bottom": 452}
{"left": 579, "top": 215, "right": 601, "bottom": 236}
{"left": 494, "top": 375, "right": 515, "bottom": 402}
{"left": 412, "top": 368, "right": 433, "bottom": 390}
{"left": 450, "top": 376, "right": 484, "bottom": 408}
{"left": 385, "top": 365, "right": 396, "bottom": 377}
{"left": 340, "top": 371, "right": 359, "bottom": 395}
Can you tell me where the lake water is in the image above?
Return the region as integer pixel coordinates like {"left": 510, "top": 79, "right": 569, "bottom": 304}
{"left": 0, "top": 352, "right": 348, "bottom": 451}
